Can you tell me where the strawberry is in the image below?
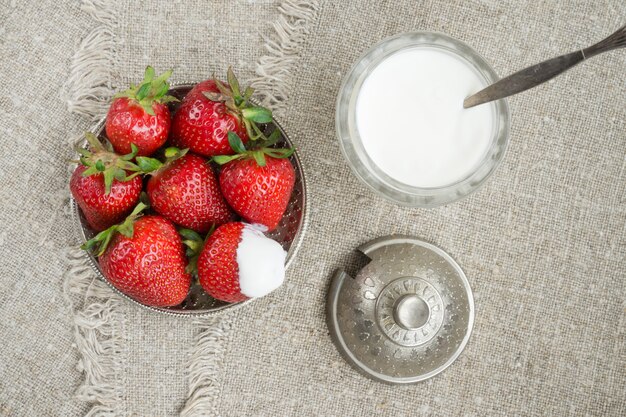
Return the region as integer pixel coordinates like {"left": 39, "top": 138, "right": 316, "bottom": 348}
{"left": 215, "top": 132, "right": 295, "bottom": 231}
{"left": 70, "top": 133, "right": 143, "bottom": 231}
{"left": 145, "top": 149, "right": 233, "bottom": 233}
{"left": 82, "top": 203, "right": 191, "bottom": 307}
{"left": 105, "top": 66, "right": 177, "bottom": 157}
{"left": 191, "top": 222, "right": 286, "bottom": 303}
{"left": 169, "top": 67, "right": 273, "bottom": 156}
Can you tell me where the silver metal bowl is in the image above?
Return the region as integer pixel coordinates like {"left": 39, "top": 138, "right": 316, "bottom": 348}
{"left": 72, "top": 84, "right": 308, "bottom": 316}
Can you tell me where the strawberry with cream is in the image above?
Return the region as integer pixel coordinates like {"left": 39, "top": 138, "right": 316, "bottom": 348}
{"left": 196, "top": 222, "right": 286, "bottom": 303}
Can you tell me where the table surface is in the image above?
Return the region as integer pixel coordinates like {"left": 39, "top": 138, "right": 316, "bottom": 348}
{"left": 0, "top": 1, "right": 624, "bottom": 416}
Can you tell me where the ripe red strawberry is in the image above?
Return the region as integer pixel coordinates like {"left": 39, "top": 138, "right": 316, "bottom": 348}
{"left": 105, "top": 66, "right": 177, "bottom": 157}
{"left": 70, "top": 133, "right": 143, "bottom": 231}
{"left": 170, "top": 67, "right": 273, "bottom": 156}
{"left": 146, "top": 150, "right": 233, "bottom": 233}
{"left": 71, "top": 165, "right": 142, "bottom": 231}
{"left": 215, "top": 133, "right": 295, "bottom": 231}
{"left": 83, "top": 203, "right": 191, "bottom": 307}
{"left": 194, "top": 222, "right": 286, "bottom": 303}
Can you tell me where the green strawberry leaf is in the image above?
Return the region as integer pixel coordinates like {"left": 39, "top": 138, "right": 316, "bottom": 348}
{"left": 158, "top": 147, "right": 189, "bottom": 166}
{"left": 141, "top": 102, "right": 156, "bottom": 116}
{"left": 242, "top": 86, "right": 254, "bottom": 102}
{"left": 114, "top": 169, "right": 127, "bottom": 181}
{"left": 144, "top": 66, "right": 155, "bottom": 82}
{"left": 103, "top": 169, "right": 115, "bottom": 194}
{"left": 104, "top": 140, "right": 115, "bottom": 153}
{"left": 179, "top": 228, "right": 202, "bottom": 242}
{"left": 80, "top": 235, "right": 100, "bottom": 251}
{"left": 117, "top": 160, "right": 140, "bottom": 171}
{"left": 227, "top": 66, "right": 241, "bottom": 98}
{"left": 154, "top": 69, "right": 173, "bottom": 84}
{"left": 81, "top": 165, "right": 100, "bottom": 177}
{"left": 99, "top": 230, "right": 116, "bottom": 256}
{"left": 213, "top": 77, "right": 232, "bottom": 97}
{"left": 136, "top": 156, "right": 163, "bottom": 173}
{"left": 264, "top": 148, "right": 295, "bottom": 159}
{"left": 136, "top": 82, "right": 151, "bottom": 101}
{"left": 154, "top": 82, "right": 169, "bottom": 100}
{"left": 80, "top": 228, "right": 111, "bottom": 256}
{"left": 180, "top": 226, "right": 208, "bottom": 275}
{"left": 117, "top": 222, "right": 134, "bottom": 238}
{"left": 263, "top": 129, "right": 282, "bottom": 147}
{"left": 212, "top": 154, "right": 242, "bottom": 165}
{"left": 131, "top": 201, "right": 149, "bottom": 215}
{"left": 228, "top": 131, "right": 247, "bottom": 154}
{"left": 203, "top": 91, "right": 227, "bottom": 102}
{"left": 164, "top": 147, "right": 178, "bottom": 158}
{"left": 76, "top": 148, "right": 91, "bottom": 158}
{"left": 80, "top": 202, "right": 149, "bottom": 256}
{"left": 182, "top": 239, "right": 202, "bottom": 252}
{"left": 160, "top": 95, "right": 179, "bottom": 104}
{"left": 85, "top": 132, "right": 105, "bottom": 151}
{"left": 125, "top": 172, "right": 141, "bottom": 181}
{"left": 119, "top": 144, "right": 139, "bottom": 161}
{"left": 252, "top": 151, "right": 267, "bottom": 167}
{"left": 241, "top": 107, "right": 272, "bottom": 123}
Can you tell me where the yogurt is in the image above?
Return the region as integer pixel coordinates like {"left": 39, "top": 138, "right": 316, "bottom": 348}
{"left": 355, "top": 47, "right": 495, "bottom": 188}
{"left": 236, "top": 223, "right": 286, "bottom": 298}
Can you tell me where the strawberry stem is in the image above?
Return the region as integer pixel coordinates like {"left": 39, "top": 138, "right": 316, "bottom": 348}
{"left": 76, "top": 133, "right": 160, "bottom": 194}
{"left": 212, "top": 131, "right": 294, "bottom": 167}
{"left": 227, "top": 67, "right": 241, "bottom": 98}
{"left": 136, "top": 147, "right": 189, "bottom": 177}
{"left": 203, "top": 66, "right": 275, "bottom": 142}
{"left": 78, "top": 133, "right": 140, "bottom": 194}
{"left": 113, "top": 66, "right": 179, "bottom": 116}
{"left": 80, "top": 202, "right": 149, "bottom": 256}
{"left": 180, "top": 225, "right": 216, "bottom": 275}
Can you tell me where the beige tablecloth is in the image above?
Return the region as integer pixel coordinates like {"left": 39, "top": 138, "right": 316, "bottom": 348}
{"left": 0, "top": 1, "right": 624, "bottom": 416}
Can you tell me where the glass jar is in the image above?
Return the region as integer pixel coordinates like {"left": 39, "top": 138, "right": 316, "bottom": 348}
{"left": 335, "top": 32, "right": 511, "bottom": 207}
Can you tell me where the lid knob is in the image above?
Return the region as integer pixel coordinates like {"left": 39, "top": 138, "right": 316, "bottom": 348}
{"left": 393, "top": 294, "right": 430, "bottom": 330}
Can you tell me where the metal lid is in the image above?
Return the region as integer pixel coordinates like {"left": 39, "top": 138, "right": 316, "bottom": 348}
{"left": 326, "top": 235, "right": 474, "bottom": 384}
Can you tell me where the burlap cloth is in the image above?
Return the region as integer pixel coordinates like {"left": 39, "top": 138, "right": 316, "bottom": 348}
{"left": 1, "top": 1, "right": 624, "bottom": 416}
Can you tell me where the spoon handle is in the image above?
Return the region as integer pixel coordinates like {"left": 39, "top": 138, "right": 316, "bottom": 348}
{"left": 464, "top": 24, "right": 626, "bottom": 109}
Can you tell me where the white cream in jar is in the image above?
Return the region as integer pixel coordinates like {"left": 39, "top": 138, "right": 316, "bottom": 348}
{"left": 355, "top": 47, "right": 496, "bottom": 188}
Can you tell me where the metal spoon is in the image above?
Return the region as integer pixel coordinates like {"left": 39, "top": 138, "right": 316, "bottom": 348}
{"left": 463, "top": 24, "right": 626, "bottom": 109}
